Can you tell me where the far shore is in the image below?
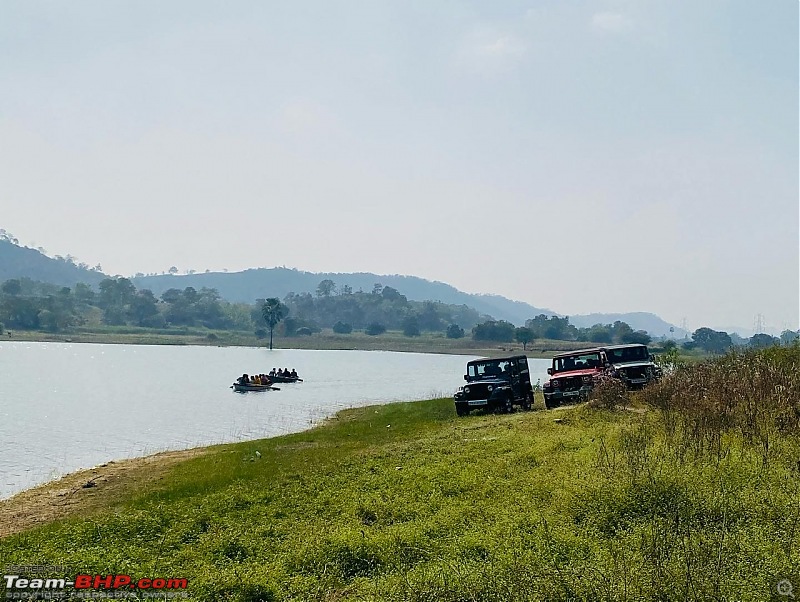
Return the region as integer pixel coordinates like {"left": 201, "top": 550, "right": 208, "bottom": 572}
{"left": 1, "top": 327, "right": 596, "bottom": 358}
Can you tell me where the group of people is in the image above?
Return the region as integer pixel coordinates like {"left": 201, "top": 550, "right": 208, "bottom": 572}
{"left": 236, "top": 373, "right": 273, "bottom": 387}
{"left": 269, "top": 368, "right": 299, "bottom": 379}
{"left": 235, "top": 368, "right": 301, "bottom": 387}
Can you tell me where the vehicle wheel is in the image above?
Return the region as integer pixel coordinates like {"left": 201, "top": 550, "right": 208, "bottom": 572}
{"left": 455, "top": 405, "right": 469, "bottom": 417}
{"left": 503, "top": 396, "right": 514, "bottom": 413}
{"left": 522, "top": 393, "right": 533, "bottom": 411}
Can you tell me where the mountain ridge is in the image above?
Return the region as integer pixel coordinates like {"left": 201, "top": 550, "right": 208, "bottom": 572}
{"left": 0, "top": 239, "right": 685, "bottom": 337}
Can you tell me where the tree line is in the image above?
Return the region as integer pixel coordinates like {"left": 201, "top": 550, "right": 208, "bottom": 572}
{"left": 1, "top": 276, "right": 796, "bottom": 352}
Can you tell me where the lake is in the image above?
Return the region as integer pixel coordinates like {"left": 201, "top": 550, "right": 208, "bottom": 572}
{"left": 0, "top": 342, "right": 552, "bottom": 499}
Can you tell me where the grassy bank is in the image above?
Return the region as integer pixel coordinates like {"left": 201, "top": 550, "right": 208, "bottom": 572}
{"left": 2, "top": 348, "right": 798, "bottom": 601}
{"left": 3, "top": 326, "right": 599, "bottom": 357}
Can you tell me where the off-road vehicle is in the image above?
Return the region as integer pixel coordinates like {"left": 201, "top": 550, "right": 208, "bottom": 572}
{"left": 601, "top": 344, "right": 661, "bottom": 389}
{"left": 454, "top": 355, "right": 534, "bottom": 416}
{"left": 542, "top": 348, "right": 607, "bottom": 409}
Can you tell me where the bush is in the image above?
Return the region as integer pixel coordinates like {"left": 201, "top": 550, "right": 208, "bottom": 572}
{"left": 296, "top": 327, "right": 313, "bottom": 336}
{"left": 446, "top": 324, "right": 464, "bottom": 339}
{"left": 254, "top": 328, "right": 267, "bottom": 339}
{"left": 639, "top": 346, "right": 800, "bottom": 458}
{"left": 588, "top": 376, "right": 629, "bottom": 410}
{"left": 333, "top": 321, "right": 352, "bottom": 334}
{"left": 206, "top": 333, "right": 219, "bottom": 341}
{"left": 365, "top": 322, "right": 386, "bottom": 336}
{"left": 402, "top": 317, "right": 420, "bottom": 337}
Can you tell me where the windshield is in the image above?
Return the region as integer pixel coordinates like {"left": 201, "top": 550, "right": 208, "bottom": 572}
{"left": 606, "top": 346, "right": 649, "bottom": 363}
{"left": 467, "top": 359, "right": 520, "bottom": 379}
{"left": 553, "top": 352, "right": 601, "bottom": 373}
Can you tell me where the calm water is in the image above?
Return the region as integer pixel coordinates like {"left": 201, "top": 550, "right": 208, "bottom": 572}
{"left": 0, "top": 342, "right": 552, "bottom": 499}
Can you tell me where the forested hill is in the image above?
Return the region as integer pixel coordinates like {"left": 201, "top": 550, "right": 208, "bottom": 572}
{"left": 132, "top": 269, "right": 556, "bottom": 326}
{"left": 0, "top": 239, "right": 105, "bottom": 288}
{"left": 0, "top": 236, "right": 684, "bottom": 336}
{"left": 570, "top": 312, "right": 689, "bottom": 339}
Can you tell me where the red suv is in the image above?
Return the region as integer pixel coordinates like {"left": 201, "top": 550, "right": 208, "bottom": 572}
{"left": 542, "top": 348, "right": 607, "bottom": 408}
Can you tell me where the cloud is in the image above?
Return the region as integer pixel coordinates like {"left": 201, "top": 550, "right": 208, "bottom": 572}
{"left": 591, "top": 12, "right": 634, "bottom": 34}
{"left": 474, "top": 35, "right": 527, "bottom": 58}
{"left": 456, "top": 30, "right": 527, "bottom": 75}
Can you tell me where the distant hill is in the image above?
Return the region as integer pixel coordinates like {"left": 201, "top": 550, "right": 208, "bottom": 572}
{"left": 0, "top": 238, "right": 685, "bottom": 336}
{"left": 568, "top": 312, "right": 688, "bottom": 339}
{"left": 131, "top": 269, "right": 557, "bottom": 325}
{"left": 0, "top": 239, "right": 105, "bottom": 288}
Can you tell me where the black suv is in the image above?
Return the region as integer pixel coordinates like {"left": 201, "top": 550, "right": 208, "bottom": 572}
{"left": 454, "top": 355, "right": 534, "bottom": 416}
{"left": 602, "top": 344, "right": 661, "bottom": 389}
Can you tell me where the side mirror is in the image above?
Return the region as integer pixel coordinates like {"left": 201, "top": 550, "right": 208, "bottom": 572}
{"left": 464, "top": 375, "right": 468, "bottom": 381}
{"left": 546, "top": 368, "right": 553, "bottom": 375}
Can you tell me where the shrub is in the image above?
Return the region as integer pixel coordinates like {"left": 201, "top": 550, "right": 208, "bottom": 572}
{"left": 365, "top": 322, "right": 386, "bottom": 336}
{"left": 333, "top": 321, "right": 352, "bottom": 334}
{"left": 295, "top": 327, "right": 313, "bottom": 336}
{"left": 402, "top": 317, "right": 420, "bottom": 337}
{"left": 588, "top": 376, "right": 629, "bottom": 410}
{"left": 254, "top": 328, "right": 267, "bottom": 339}
{"left": 446, "top": 324, "right": 464, "bottom": 339}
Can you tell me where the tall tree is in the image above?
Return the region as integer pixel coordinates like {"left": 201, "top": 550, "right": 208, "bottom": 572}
{"left": 316, "top": 279, "right": 336, "bottom": 297}
{"left": 692, "top": 327, "right": 733, "bottom": 354}
{"left": 515, "top": 327, "right": 535, "bottom": 351}
{"left": 261, "top": 298, "right": 288, "bottom": 350}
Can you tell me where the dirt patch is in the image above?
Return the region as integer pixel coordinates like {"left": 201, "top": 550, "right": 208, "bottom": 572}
{"left": 0, "top": 448, "right": 207, "bottom": 539}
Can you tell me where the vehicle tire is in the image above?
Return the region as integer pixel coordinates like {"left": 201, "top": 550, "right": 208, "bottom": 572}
{"left": 503, "top": 395, "right": 514, "bottom": 414}
{"left": 522, "top": 392, "right": 533, "bottom": 411}
{"left": 455, "top": 405, "right": 469, "bottom": 417}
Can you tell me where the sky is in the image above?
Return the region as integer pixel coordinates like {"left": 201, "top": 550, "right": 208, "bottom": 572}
{"left": 1, "top": 0, "right": 797, "bottom": 334}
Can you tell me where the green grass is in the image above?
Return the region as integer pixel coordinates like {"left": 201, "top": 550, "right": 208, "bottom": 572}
{"left": 2, "top": 388, "right": 798, "bottom": 601}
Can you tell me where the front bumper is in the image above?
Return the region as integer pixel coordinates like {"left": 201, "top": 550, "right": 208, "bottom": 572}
{"left": 543, "top": 386, "right": 592, "bottom": 403}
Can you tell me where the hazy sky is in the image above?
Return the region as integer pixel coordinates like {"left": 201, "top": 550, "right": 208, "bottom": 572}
{"left": 1, "top": 1, "right": 797, "bottom": 332}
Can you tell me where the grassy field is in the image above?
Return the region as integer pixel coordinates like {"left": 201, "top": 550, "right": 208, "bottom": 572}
{"left": 3, "top": 326, "right": 600, "bottom": 357}
{"left": 1, "top": 347, "right": 798, "bottom": 601}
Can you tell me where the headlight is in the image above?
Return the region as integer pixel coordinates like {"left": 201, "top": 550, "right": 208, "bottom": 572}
{"left": 582, "top": 376, "right": 592, "bottom": 383}
{"left": 464, "top": 386, "right": 470, "bottom": 394}
{"left": 551, "top": 379, "right": 559, "bottom": 388}
{"left": 487, "top": 385, "right": 493, "bottom": 391}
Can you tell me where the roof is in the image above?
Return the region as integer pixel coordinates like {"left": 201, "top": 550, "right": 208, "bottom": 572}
{"left": 601, "top": 344, "right": 648, "bottom": 350}
{"left": 466, "top": 354, "right": 528, "bottom": 364}
{"left": 552, "top": 348, "right": 603, "bottom": 359}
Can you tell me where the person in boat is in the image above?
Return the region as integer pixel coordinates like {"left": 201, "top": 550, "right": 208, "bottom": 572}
{"left": 237, "top": 373, "right": 249, "bottom": 385}
{"left": 269, "top": 368, "right": 277, "bottom": 378}
{"left": 261, "top": 374, "right": 272, "bottom": 386}
{"left": 290, "top": 368, "right": 298, "bottom": 379}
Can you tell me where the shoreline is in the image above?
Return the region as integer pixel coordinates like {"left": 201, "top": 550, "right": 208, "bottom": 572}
{"left": 1, "top": 329, "right": 585, "bottom": 358}
{"left": 0, "top": 447, "right": 209, "bottom": 539}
